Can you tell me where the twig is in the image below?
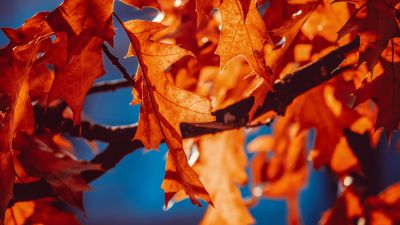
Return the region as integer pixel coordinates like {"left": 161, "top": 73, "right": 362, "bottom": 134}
{"left": 58, "top": 119, "right": 137, "bottom": 143}
{"left": 101, "top": 44, "right": 135, "bottom": 86}
{"left": 10, "top": 37, "right": 360, "bottom": 205}
{"left": 88, "top": 79, "right": 131, "bottom": 94}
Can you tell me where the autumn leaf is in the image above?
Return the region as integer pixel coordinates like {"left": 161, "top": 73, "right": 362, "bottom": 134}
{"left": 0, "top": 34, "right": 52, "bottom": 134}
{"left": 248, "top": 1, "right": 318, "bottom": 120}
{"left": 122, "top": 20, "right": 215, "bottom": 206}
{"left": 6, "top": 199, "right": 80, "bottom": 225}
{"left": 287, "top": 83, "right": 371, "bottom": 175}
{"left": 196, "top": 130, "right": 254, "bottom": 225}
{"left": 216, "top": 0, "right": 273, "bottom": 83}
{"left": 336, "top": 0, "right": 400, "bottom": 71}
{"left": 249, "top": 118, "right": 308, "bottom": 225}
{"left": 41, "top": 0, "right": 114, "bottom": 123}
{"left": 267, "top": 1, "right": 319, "bottom": 78}
{"left": 46, "top": 0, "right": 114, "bottom": 45}
{"left": 263, "top": 0, "right": 316, "bottom": 30}
{"left": 15, "top": 133, "right": 102, "bottom": 211}
{"left": 319, "top": 187, "right": 363, "bottom": 225}
{"left": 1, "top": 12, "right": 53, "bottom": 47}
{"left": 0, "top": 115, "right": 14, "bottom": 224}
{"left": 195, "top": 0, "right": 220, "bottom": 26}
{"left": 46, "top": 33, "right": 105, "bottom": 124}
{"left": 0, "top": 36, "right": 51, "bottom": 222}
{"left": 366, "top": 183, "right": 400, "bottom": 224}
{"left": 5, "top": 201, "right": 35, "bottom": 225}
{"left": 149, "top": 0, "right": 222, "bottom": 94}
{"left": 196, "top": 57, "right": 260, "bottom": 110}
{"left": 302, "top": 1, "right": 351, "bottom": 43}
{"left": 321, "top": 182, "right": 400, "bottom": 225}
{"left": 2, "top": 0, "right": 114, "bottom": 124}
{"left": 355, "top": 59, "right": 400, "bottom": 136}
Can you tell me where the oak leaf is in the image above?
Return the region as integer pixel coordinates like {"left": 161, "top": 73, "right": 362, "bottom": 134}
{"left": 321, "top": 183, "right": 400, "bottom": 225}
{"left": 287, "top": 83, "right": 371, "bottom": 175}
{"left": 6, "top": 199, "right": 80, "bottom": 225}
{"left": 366, "top": 183, "right": 400, "bottom": 224}
{"left": 46, "top": 33, "right": 105, "bottom": 124}
{"left": 1, "top": 12, "right": 53, "bottom": 47}
{"left": 123, "top": 20, "right": 215, "bottom": 206}
{"left": 5, "top": 201, "right": 35, "bottom": 225}
{"left": 42, "top": 0, "right": 114, "bottom": 123}
{"left": 319, "top": 187, "right": 363, "bottom": 225}
{"left": 268, "top": 1, "right": 319, "bottom": 79}
{"left": 336, "top": 0, "right": 400, "bottom": 70}
{"left": 2, "top": 0, "right": 114, "bottom": 124}
{"left": 302, "top": 1, "right": 351, "bottom": 43}
{"left": 196, "top": 131, "right": 254, "bottom": 225}
{"left": 0, "top": 37, "right": 51, "bottom": 222}
{"left": 355, "top": 59, "right": 400, "bottom": 136}
{"left": 46, "top": 0, "right": 114, "bottom": 45}
{"left": 16, "top": 133, "right": 102, "bottom": 211}
{"left": 216, "top": 0, "right": 273, "bottom": 83}
{"left": 195, "top": 0, "right": 220, "bottom": 26}
{"left": 0, "top": 119, "right": 14, "bottom": 223}
{"left": 249, "top": 118, "right": 307, "bottom": 225}
{"left": 0, "top": 36, "right": 52, "bottom": 134}
{"left": 249, "top": 1, "right": 318, "bottom": 120}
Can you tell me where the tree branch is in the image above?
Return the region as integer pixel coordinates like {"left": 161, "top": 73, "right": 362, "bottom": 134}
{"left": 10, "top": 37, "right": 360, "bottom": 206}
{"left": 101, "top": 44, "right": 135, "bottom": 86}
{"left": 88, "top": 79, "right": 131, "bottom": 95}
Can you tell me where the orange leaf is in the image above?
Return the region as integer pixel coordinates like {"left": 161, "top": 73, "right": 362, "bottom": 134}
{"left": 5, "top": 201, "right": 35, "bottom": 225}
{"left": 355, "top": 59, "right": 400, "bottom": 137}
{"left": 195, "top": 0, "right": 220, "bottom": 26}
{"left": 336, "top": 0, "right": 400, "bottom": 71}
{"left": 288, "top": 84, "right": 371, "bottom": 175}
{"left": 5, "top": 199, "right": 80, "bottom": 225}
{"left": 122, "top": 20, "right": 215, "bottom": 206}
{"left": 16, "top": 133, "right": 102, "bottom": 211}
{"left": 250, "top": 118, "right": 307, "bottom": 225}
{"left": 0, "top": 37, "right": 50, "bottom": 222}
{"left": 46, "top": 33, "right": 105, "bottom": 124}
{"left": 197, "top": 130, "right": 254, "bottom": 225}
{"left": 320, "top": 187, "right": 363, "bottom": 225}
{"left": 46, "top": 0, "right": 114, "bottom": 45}
{"left": 1, "top": 12, "right": 53, "bottom": 47}
{"left": 216, "top": 0, "right": 273, "bottom": 83}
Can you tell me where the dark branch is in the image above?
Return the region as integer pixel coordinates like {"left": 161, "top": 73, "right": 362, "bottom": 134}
{"left": 88, "top": 79, "right": 131, "bottom": 95}
{"left": 101, "top": 44, "right": 135, "bottom": 86}
{"left": 11, "top": 37, "right": 360, "bottom": 205}
{"left": 59, "top": 119, "right": 136, "bottom": 143}
{"left": 181, "top": 37, "right": 360, "bottom": 137}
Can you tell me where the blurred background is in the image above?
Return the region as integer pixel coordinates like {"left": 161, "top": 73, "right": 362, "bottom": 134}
{"left": 1, "top": 0, "right": 400, "bottom": 224}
